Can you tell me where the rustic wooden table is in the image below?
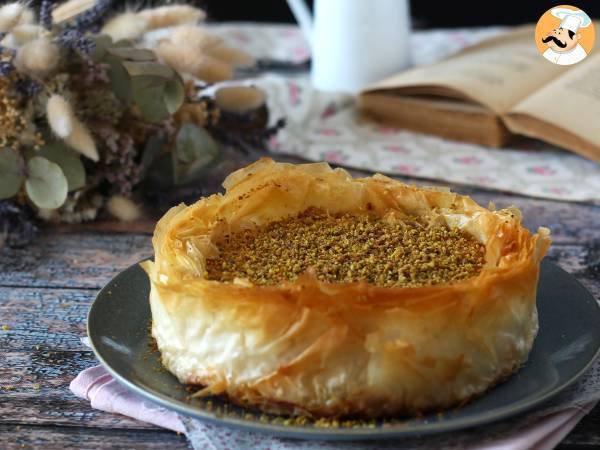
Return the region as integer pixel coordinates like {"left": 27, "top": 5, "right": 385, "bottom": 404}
{"left": 1, "top": 152, "right": 598, "bottom": 449}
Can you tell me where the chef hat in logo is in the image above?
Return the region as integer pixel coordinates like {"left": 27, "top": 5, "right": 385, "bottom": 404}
{"left": 551, "top": 7, "right": 592, "bottom": 33}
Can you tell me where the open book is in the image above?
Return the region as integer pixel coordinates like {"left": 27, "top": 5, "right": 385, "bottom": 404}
{"left": 359, "top": 26, "right": 600, "bottom": 162}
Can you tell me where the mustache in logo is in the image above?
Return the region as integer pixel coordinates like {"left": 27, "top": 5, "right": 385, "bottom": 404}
{"left": 542, "top": 35, "right": 567, "bottom": 48}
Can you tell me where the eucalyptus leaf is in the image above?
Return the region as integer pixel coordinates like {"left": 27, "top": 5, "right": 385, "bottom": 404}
{"left": 164, "top": 77, "right": 185, "bottom": 114}
{"left": 0, "top": 149, "right": 24, "bottom": 199}
{"left": 131, "top": 75, "right": 167, "bottom": 90}
{"left": 25, "top": 157, "right": 68, "bottom": 209}
{"left": 139, "top": 134, "right": 165, "bottom": 178}
{"left": 176, "top": 149, "right": 221, "bottom": 185}
{"left": 175, "top": 124, "right": 220, "bottom": 183}
{"left": 112, "top": 39, "right": 136, "bottom": 48}
{"left": 175, "top": 123, "right": 201, "bottom": 163}
{"left": 122, "top": 61, "right": 174, "bottom": 79}
{"left": 131, "top": 76, "right": 169, "bottom": 122}
{"left": 106, "top": 56, "right": 132, "bottom": 104}
{"left": 89, "top": 34, "right": 113, "bottom": 62}
{"left": 37, "top": 142, "right": 86, "bottom": 191}
{"left": 107, "top": 47, "right": 156, "bottom": 61}
{"left": 143, "top": 149, "right": 178, "bottom": 189}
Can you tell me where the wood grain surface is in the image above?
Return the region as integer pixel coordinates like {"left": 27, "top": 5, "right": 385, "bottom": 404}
{"left": 1, "top": 152, "right": 598, "bottom": 449}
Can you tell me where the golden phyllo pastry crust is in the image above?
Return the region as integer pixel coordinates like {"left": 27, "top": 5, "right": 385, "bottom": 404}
{"left": 141, "top": 158, "right": 551, "bottom": 417}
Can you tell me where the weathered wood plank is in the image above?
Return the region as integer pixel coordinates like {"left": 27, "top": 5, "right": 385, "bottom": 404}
{"left": 546, "top": 245, "right": 600, "bottom": 300}
{"left": 51, "top": 220, "right": 156, "bottom": 234}
{"left": 0, "top": 416, "right": 598, "bottom": 450}
{"left": 1, "top": 350, "right": 95, "bottom": 393}
{"left": 0, "top": 288, "right": 91, "bottom": 351}
{"left": 1, "top": 350, "right": 100, "bottom": 404}
{"left": 0, "top": 286, "right": 158, "bottom": 430}
{"left": 561, "top": 408, "right": 600, "bottom": 447}
{"left": 0, "top": 424, "right": 188, "bottom": 449}
{"left": 0, "top": 233, "right": 153, "bottom": 289}
{"left": 0, "top": 402, "right": 597, "bottom": 448}
{"left": 1, "top": 347, "right": 599, "bottom": 438}
{"left": 0, "top": 347, "right": 166, "bottom": 431}
{"left": 0, "top": 349, "right": 160, "bottom": 429}
{"left": 0, "top": 397, "right": 160, "bottom": 431}
{"left": 558, "top": 446, "right": 600, "bottom": 450}
{"left": 0, "top": 286, "right": 139, "bottom": 430}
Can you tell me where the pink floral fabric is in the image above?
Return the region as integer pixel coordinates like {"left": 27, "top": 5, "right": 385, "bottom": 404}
{"left": 208, "top": 24, "right": 600, "bottom": 203}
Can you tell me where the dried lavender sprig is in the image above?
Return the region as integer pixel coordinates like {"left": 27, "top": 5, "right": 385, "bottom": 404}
{"left": 72, "top": 0, "right": 113, "bottom": 31}
{"left": 15, "top": 78, "right": 42, "bottom": 97}
{"left": 0, "top": 61, "right": 12, "bottom": 76}
{"left": 39, "top": 0, "right": 53, "bottom": 30}
{"left": 57, "top": 28, "right": 96, "bottom": 54}
{"left": 54, "top": 0, "right": 111, "bottom": 55}
{"left": 0, "top": 44, "right": 16, "bottom": 56}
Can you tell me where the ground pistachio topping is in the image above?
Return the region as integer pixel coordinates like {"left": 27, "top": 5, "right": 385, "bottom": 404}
{"left": 205, "top": 207, "right": 485, "bottom": 287}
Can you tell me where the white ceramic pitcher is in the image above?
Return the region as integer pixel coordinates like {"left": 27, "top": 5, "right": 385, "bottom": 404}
{"left": 286, "top": 0, "right": 411, "bottom": 92}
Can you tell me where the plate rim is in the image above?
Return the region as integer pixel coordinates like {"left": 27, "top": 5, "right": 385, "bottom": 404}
{"left": 87, "top": 260, "right": 600, "bottom": 440}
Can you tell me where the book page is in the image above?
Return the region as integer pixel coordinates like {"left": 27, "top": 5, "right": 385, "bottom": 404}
{"left": 364, "top": 28, "right": 568, "bottom": 114}
{"left": 507, "top": 52, "right": 600, "bottom": 150}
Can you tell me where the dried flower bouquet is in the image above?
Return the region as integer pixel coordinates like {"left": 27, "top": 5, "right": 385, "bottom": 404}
{"left": 0, "top": 0, "right": 282, "bottom": 247}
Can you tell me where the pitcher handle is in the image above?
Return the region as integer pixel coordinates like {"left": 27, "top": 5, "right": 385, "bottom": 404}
{"left": 286, "top": 0, "right": 313, "bottom": 49}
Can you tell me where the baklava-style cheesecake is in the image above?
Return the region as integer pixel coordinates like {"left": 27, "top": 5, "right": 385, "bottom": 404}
{"left": 141, "top": 158, "right": 551, "bottom": 417}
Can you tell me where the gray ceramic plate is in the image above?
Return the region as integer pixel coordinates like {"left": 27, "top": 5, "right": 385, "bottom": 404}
{"left": 88, "top": 260, "right": 600, "bottom": 440}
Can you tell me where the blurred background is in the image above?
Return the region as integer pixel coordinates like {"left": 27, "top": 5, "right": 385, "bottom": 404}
{"left": 170, "top": 0, "right": 600, "bottom": 27}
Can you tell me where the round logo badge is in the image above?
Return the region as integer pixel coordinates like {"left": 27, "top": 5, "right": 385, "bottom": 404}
{"left": 535, "top": 5, "right": 595, "bottom": 65}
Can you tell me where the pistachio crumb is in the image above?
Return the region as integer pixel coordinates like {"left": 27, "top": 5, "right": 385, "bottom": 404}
{"left": 206, "top": 208, "right": 485, "bottom": 287}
